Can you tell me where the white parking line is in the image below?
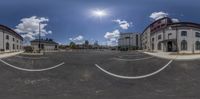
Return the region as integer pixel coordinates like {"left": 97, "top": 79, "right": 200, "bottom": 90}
{"left": 0, "top": 59, "right": 65, "bottom": 72}
{"left": 112, "top": 56, "right": 153, "bottom": 61}
{"left": 95, "top": 59, "right": 174, "bottom": 79}
{"left": 15, "top": 56, "right": 48, "bottom": 60}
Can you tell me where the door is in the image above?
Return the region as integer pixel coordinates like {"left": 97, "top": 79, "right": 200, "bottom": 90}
{"left": 167, "top": 41, "right": 172, "bottom": 52}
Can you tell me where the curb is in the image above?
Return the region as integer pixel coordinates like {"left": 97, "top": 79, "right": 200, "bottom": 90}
{"left": 143, "top": 52, "right": 200, "bottom": 61}
{"left": 0, "top": 51, "right": 24, "bottom": 59}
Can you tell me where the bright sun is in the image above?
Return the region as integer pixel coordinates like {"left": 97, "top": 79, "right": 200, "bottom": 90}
{"left": 92, "top": 9, "right": 107, "bottom": 17}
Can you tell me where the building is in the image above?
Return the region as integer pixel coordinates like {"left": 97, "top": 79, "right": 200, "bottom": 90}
{"left": 31, "top": 38, "right": 58, "bottom": 52}
{"left": 0, "top": 24, "right": 23, "bottom": 52}
{"left": 141, "top": 17, "right": 200, "bottom": 53}
{"left": 118, "top": 33, "right": 141, "bottom": 50}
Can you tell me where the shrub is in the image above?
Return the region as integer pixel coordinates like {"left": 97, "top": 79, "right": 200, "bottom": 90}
{"left": 24, "top": 46, "right": 33, "bottom": 53}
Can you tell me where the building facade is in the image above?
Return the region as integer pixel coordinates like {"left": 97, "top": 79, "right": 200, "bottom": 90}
{"left": 31, "top": 39, "right": 58, "bottom": 52}
{"left": 141, "top": 17, "right": 200, "bottom": 53}
{"left": 118, "top": 33, "right": 141, "bottom": 50}
{"left": 0, "top": 24, "right": 23, "bottom": 52}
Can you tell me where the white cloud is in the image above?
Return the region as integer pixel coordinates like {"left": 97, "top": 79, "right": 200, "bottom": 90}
{"left": 15, "top": 16, "right": 52, "bottom": 44}
{"left": 104, "top": 29, "right": 120, "bottom": 46}
{"left": 69, "top": 35, "right": 85, "bottom": 44}
{"left": 150, "top": 11, "right": 169, "bottom": 20}
{"left": 172, "top": 18, "right": 179, "bottom": 23}
{"left": 113, "top": 19, "right": 132, "bottom": 30}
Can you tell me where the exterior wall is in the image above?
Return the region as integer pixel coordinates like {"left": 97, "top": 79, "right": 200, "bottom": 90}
{"left": 0, "top": 29, "right": 22, "bottom": 52}
{"left": 118, "top": 33, "right": 141, "bottom": 49}
{"left": 141, "top": 27, "right": 151, "bottom": 51}
{"left": 0, "top": 30, "right": 3, "bottom": 50}
{"left": 145, "top": 26, "right": 200, "bottom": 53}
{"left": 177, "top": 28, "right": 200, "bottom": 53}
{"left": 141, "top": 17, "right": 200, "bottom": 54}
{"left": 150, "top": 28, "right": 177, "bottom": 52}
{"left": 31, "top": 42, "right": 58, "bottom": 52}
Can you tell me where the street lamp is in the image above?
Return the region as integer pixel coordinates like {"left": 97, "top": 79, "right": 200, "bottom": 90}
{"left": 38, "top": 22, "right": 41, "bottom": 53}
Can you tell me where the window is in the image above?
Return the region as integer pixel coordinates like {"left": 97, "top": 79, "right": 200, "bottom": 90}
{"left": 196, "top": 32, "right": 200, "bottom": 37}
{"left": 17, "top": 40, "right": 19, "bottom": 43}
{"left": 17, "top": 45, "right": 19, "bottom": 49}
{"left": 157, "top": 42, "right": 162, "bottom": 50}
{"left": 181, "top": 31, "right": 187, "bottom": 36}
{"left": 6, "top": 43, "right": 9, "bottom": 50}
{"left": 152, "top": 38, "right": 154, "bottom": 42}
{"left": 6, "top": 35, "right": 9, "bottom": 40}
{"left": 38, "top": 44, "right": 44, "bottom": 49}
{"left": 158, "top": 35, "right": 162, "bottom": 40}
{"left": 161, "top": 24, "right": 165, "bottom": 27}
{"left": 13, "top": 44, "right": 15, "bottom": 50}
{"left": 168, "top": 33, "right": 172, "bottom": 39}
{"left": 13, "top": 38, "right": 15, "bottom": 41}
{"left": 196, "top": 41, "right": 200, "bottom": 50}
{"left": 181, "top": 40, "right": 187, "bottom": 50}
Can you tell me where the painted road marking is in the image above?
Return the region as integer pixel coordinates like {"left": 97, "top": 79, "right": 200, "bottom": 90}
{"left": 0, "top": 59, "right": 65, "bottom": 72}
{"left": 15, "top": 56, "right": 48, "bottom": 60}
{"left": 95, "top": 59, "right": 173, "bottom": 79}
{"left": 112, "top": 56, "right": 153, "bottom": 61}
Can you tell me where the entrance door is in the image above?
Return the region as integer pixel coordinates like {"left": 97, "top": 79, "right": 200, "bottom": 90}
{"left": 167, "top": 41, "right": 173, "bottom": 52}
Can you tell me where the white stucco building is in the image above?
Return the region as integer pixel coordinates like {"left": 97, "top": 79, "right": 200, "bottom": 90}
{"left": 0, "top": 24, "right": 23, "bottom": 52}
{"left": 31, "top": 39, "right": 58, "bottom": 52}
{"left": 141, "top": 17, "right": 200, "bottom": 53}
{"left": 118, "top": 33, "right": 141, "bottom": 50}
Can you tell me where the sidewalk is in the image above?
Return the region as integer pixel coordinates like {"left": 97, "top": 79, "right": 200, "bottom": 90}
{"left": 144, "top": 51, "right": 200, "bottom": 60}
{"left": 0, "top": 51, "right": 24, "bottom": 59}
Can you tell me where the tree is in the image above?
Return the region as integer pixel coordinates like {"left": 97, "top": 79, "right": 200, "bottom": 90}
{"left": 24, "top": 46, "right": 33, "bottom": 53}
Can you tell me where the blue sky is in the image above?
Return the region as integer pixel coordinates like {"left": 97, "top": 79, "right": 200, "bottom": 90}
{"left": 0, "top": 0, "right": 200, "bottom": 45}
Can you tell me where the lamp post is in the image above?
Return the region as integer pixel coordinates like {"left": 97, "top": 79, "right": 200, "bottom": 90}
{"left": 39, "top": 22, "right": 41, "bottom": 53}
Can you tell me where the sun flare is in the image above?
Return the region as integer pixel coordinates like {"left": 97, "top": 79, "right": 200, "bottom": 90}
{"left": 92, "top": 9, "right": 107, "bottom": 17}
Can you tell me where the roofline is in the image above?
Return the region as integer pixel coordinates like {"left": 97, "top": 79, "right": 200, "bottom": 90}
{"left": 120, "top": 32, "right": 141, "bottom": 34}
{"left": 168, "top": 22, "right": 200, "bottom": 26}
{"left": 30, "top": 40, "right": 58, "bottom": 44}
{"left": 141, "top": 17, "right": 171, "bottom": 35}
{"left": 0, "top": 24, "right": 23, "bottom": 40}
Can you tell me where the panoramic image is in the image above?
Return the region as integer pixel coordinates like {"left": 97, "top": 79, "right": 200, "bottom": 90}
{"left": 0, "top": 0, "right": 200, "bottom": 99}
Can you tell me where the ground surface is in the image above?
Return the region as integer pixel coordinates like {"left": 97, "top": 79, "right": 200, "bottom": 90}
{"left": 0, "top": 50, "right": 200, "bottom": 99}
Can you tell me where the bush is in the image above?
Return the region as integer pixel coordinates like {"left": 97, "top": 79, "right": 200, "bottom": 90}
{"left": 0, "top": 49, "right": 4, "bottom": 52}
{"left": 24, "top": 46, "right": 33, "bottom": 53}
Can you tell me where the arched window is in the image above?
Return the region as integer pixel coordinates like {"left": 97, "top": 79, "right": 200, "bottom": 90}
{"left": 157, "top": 42, "right": 162, "bottom": 50}
{"left": 6, "top": 43, "right": 9, "bottom": 50}
{"left": 181, "top": 40, "right": 187, "bottom": 50}
{"left": 6, "top": 35, "right": 9, "bottom": 40}
{"left": 196, "top": 41, "right": 200, "bottom": 50}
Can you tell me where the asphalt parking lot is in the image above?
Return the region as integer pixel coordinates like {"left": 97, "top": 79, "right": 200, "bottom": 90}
{"left": 0, "top": 50, "right": 200, "bottom": 99}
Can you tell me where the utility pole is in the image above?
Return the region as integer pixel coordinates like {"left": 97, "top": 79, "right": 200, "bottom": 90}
{"left": 39, "top": 22, "right": 41, "bottom": 53}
